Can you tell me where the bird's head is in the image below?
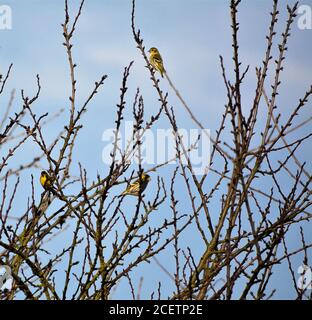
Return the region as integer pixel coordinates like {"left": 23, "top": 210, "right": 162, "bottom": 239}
{"left": 41, "top": 171, "right": 47, "bottom": 178}
{"left": 142, "top": 174, "right": 151, "bottom": 182}
{"left": 148, "top": 47, "right": 158, "bottom": 54}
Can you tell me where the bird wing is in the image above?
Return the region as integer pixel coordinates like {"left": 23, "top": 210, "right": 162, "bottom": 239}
{"left": 153, "top": 54, "right": 163, "bottom": 64}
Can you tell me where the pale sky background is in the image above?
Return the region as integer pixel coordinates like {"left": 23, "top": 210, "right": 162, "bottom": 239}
{"left": 1, "top": 0, "right": 312, "bottom": 299}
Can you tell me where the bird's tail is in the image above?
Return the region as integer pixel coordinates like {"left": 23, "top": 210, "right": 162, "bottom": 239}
{"left": 50, "top": 188, "right": 58, "bottom": 196}
{"left": 161, "top": 67, "right": 166, "bottom": 78}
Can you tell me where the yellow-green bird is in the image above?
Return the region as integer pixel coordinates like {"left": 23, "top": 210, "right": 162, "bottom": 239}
{"left": 148, "top": 47, "right": 165, "bottom": 78}
{"left": 40, "top": 171, "right": 56, "bottom": 195}
{"left": 121, "top": 173, "right": 151, "bottom": 196}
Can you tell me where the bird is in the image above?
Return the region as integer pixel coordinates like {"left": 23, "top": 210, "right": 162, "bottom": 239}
{"left": 148, "top": 47, "right": 165, "bottom": 78}
{"left": 40, "top": 171, "right": 57, "bottom": 195}
{"left": 121, "top": 173, "right": 151, "bottom": 197}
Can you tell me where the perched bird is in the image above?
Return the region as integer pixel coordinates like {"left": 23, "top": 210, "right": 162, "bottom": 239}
{"left": 121, "top": 173, "right": 151, "bottom": 196}
{"left": 40, "top": 171, "right": 56, "bottom": 195}
{"left": 148, "top": 47, "right": 165, "bottom": 78}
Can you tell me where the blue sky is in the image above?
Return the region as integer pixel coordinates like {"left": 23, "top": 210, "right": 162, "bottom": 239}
{"left": 1, "top": 0, "right": 312, "bottom": 299}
